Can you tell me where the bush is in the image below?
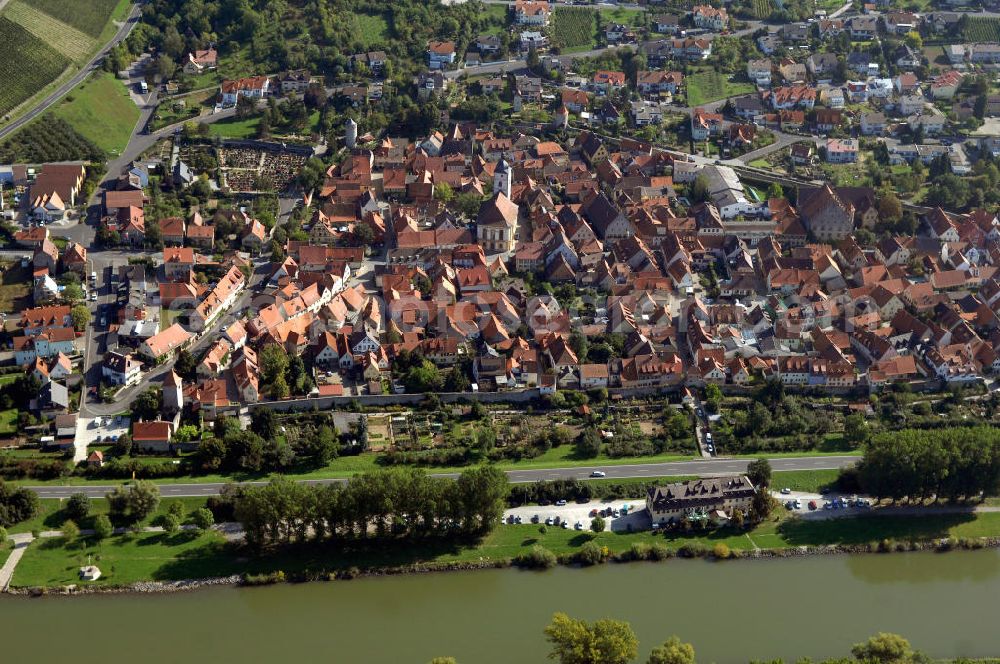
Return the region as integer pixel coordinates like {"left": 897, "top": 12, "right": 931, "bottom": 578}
{"left": 514, "top": 545, "right": 558, "bottom": 569}
{"left": 93, "top": 514, "right": 113, "bottom": 540}
{"left": 648, "top": 543, "right": 672, "bottom": 561}
{"left": 677, "top": 542, "right": 710, "bottom": 558}
{"left": 591, "top": 516, "right": 606, "bottom": 533}
{"left": 191, "top": 508, "right": 215, "bottom": 531}
{"left": 65, "top": 493, "right": 91, "bottom": 523}
{"left": 576, "top": 541, "right": 608, "bottom": 566}
{"left": 712, "top": 543, "right": 731, "bottom": 560}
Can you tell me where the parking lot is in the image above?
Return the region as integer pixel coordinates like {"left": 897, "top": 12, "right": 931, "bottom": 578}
{"left": 503, "top": 499, "right": 651, "bottom": 532}
{"left": 775, "top": 490, "right": 873, "bottom": 519}
{"left": 74, "top": 414, "right": 130, "bottom": 449}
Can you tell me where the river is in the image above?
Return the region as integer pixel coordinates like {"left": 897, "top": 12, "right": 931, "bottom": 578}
{"left": 2, "top": 549, "right": 1000, "bottom": 663}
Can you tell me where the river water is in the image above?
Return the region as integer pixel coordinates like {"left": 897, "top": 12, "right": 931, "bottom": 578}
{"left": 2, "top": 549, "right": 999, "bottom": 663}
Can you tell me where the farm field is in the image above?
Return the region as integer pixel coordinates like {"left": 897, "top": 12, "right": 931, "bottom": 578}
{"left": 4, "top": 0, "right": 96, "bottom": 62}
{"left": 0, "top": 17, "right": 70, "bottom": 118}
{"left": 52, "top": 72, "right": 139, "bottom": 155}
{"left": 686, "top": 70, "right": 755, "bottom": 107}
{"left": 22, "top": 0, "right": 121, "bottom": 38}
{"left": 552, "top": 7, "right": 597, "bottom": 52}
{"left": 959, "top": 17, "right": 1000, "bottom": 43}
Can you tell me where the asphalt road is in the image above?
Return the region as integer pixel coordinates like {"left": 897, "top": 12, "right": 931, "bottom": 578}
{"left": 24, "top": 455, "right": 861, "bottom": 498}
{"left": 0, "top": 1, "right": 143, "bottom": 141}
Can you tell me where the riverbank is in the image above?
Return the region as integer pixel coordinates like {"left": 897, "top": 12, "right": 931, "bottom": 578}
{"left": 8, "top": 509, "right": 1000, "bottom": 593}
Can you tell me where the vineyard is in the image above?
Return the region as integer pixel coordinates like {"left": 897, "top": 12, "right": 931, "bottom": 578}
{"left": 5, "top": 1, "right": 96, "bottom": 62}
{"left": 959, "top": 17, "right": 1000, "bottom": 43}
{"left": 0, "top": 115, "right": 105, "bottom": 163}
{"left": 22, "top": 0, "right": 121, "bottom": 38}
{"left": 552, "top": 7, "right": 597, "bottom": 52}
{"left": 0, "top": 17, "right": 70, "bottom": 118}
{"left": 751, "top": 0, "right": 774, "bottom": 19}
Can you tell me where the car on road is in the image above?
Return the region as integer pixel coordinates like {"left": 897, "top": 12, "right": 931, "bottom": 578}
{"left": 780, "top": 488, "right": 791, "bottom": 494}
{"left": 555, "top": 499, "right": 567, "bottom": 506}
{"left": 590, "top": 471, "right": 606, "bottom": 478}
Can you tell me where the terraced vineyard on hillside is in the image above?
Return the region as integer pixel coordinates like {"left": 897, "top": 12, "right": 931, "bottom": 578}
{"left": 22, "top": 0, "right": 122, "bottom": 37}
{"left": 4, "top": 0, "right": 96, "bottom": 61}
{"left": 0, "top": 17, "right": 70, "bottom": 117}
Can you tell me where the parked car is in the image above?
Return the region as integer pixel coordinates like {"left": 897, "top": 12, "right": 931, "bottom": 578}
{"left": 555, "top": 499, "right": 567, "bottom": 506}
{"left": 808, "top": 500, "right": 817, "bottom": 510}
{"left": 545, "top": 517, "right": 553, "bottom": 526}
{"left": 531, "top": 514, "right": 540, "bottom": 524}
{"left": 574, "top": 522, "right": 583, "bottom": 530}
{"left": 780, "top": 487, "right": 792, "bottom": 495}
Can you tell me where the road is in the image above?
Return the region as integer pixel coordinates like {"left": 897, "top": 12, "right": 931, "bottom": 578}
{"left": 447, "top": 20, "right": 763, "bottom": 80}
{"left": 24, "top": 454, "right": 861, "bottom": 498}
{"left": 0, "top": 1, "right": 143, "bottom": 141}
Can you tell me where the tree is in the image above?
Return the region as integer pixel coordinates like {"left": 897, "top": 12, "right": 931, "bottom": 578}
{"left": 62, "top": 519, "right": 80, "bottom": 544}
{"left": 0, "top": 525, "right": 6, "bottom": 549}
{"left": 259, "top": 344, "right": 290, "bottom": 385}
{"left": 62, "top": 282, "right": 84, "bottom": 302}
{"left": 690, "top": 174, "right": 710, "bottom": 204}
{"left": 174, "top": 349, "right": 197, "bottom": 379}
{"left": 851, "top": 633, "right": 915, "bottom": 664}
{"left": 70, "top": 305, "right": 91, "bottom": 331}
{"left": 878, "top": 191, "right": 903, "bottom": 223}
{"left": 903, "top": 31, "right": 922, "bottom": 50}
{"left": 647, "top": 637, "right": 696, "bottom": 664}
{"left": 766, "top": 182, "right": 784, "bottom": 200}
{"left": 404, "top": 360, "right": 443, "bottom": 393}
{"left": 93, "top": 514, "right": 113, "bottom": 540}
{"left": 192, "top": 507, "right": 215, "bottom": 531}
{"left": 131, "top": 387, "right": 162, "bottom": 421}
{"left": 106, "top": 481, "right": 161, "bottom": 524}
{"left": 844, "top": 413, "right": 870, "bottom": 446}
{"left": 575, "top": 427, "right": 602, "bottom": 459}
{"left": 250, "top": 407, "right": 280, "bottom": 439}
{"left": 270, "top": 374, "right": 290, "bottom": 400}
{"left": 544, "top": 612, "right": 639, "bottom": 664}
{"left": 747, "top": 457, "right": 772, "bottom": 489}
{"left": 591, "top": 516, "right": 606, "bottom": 533}
{"left": 0, "top": 481, "right": 40, "bottom": 527}
{"left": 65, "top": 493, "right": 91, "bottom": 523}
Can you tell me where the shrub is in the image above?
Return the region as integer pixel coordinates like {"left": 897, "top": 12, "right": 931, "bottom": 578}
{"left": 625, "top": 542, "right": 651, "bottom": 561}
{"left": 93, "top": 514, "right": 113, "bottom": 540}
{"left": 514, "top": 545, "right": 558, "bottom": 569}
{"left": 649, "top": 543, "right": 673, "bottom": 561}
{"left": 191, "top": 508, "right": 215, "bottom": 531}
{"left": 65, "top": 493, "right": 91, "bottom": 523}
{"left": 712, "top": 543, "right": 731, "bottom": 560}
{"left": 576, "top": 541, "right": 608, "bottom": 566}
{"left": 677, "top": 542, "right": 710, "bottom": 558}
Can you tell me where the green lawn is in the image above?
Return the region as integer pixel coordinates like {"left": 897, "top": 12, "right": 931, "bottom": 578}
{"left": 481, "top": 3, "right": 509, "bottom": 35}
{"left": 0, "top": 261, "right": 32, "bottom": 313}
{"left": 0, "top": 408, "right": 17, "bottom": 435}
{"left": 6, "top": 496, "right": 211, "bottom": 535}
{"left": 14, "top": 510, "right": 1000, "bottom": 588}
{"left": 771, "top": 469, "right": 841, "bottom": 493}
{"left": 208, "top": 115, "right": 260, "bottom": 139}
{"left": 53, "top": 72, "right": 139, "bottom": 154}
{"left": 686, "top": 70, "right": 755, "bottom": 107}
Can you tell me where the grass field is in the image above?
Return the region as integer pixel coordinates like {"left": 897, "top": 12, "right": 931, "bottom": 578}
{"left": 7, "top": 496, "right": 211, "bottom": 535}
{"left": 353, "top": 13, "right": 389, "bottom": 46}
{"left": 0, "top": 17, "right": 70, "bottom": 117}
{"left": 52, "top": 72, "right": 139, "bottom": 154}
{"left": 209, "top": 116, "right": 261, "bottom": 139}
{"left": 686, "top": 70, "right": 754, "bottom": 107}
{"left": 4, "top": 0, "right": 96, "bottom": 62}
{"left": 552, "top": 7, "right": 597, "bottom": 52}
{"left": 22, "top": 0, "right": 121, "bottom": 38}
{"left": 482, "top": 3, "right": 509, "bottom": 35}
{"left": 0, "top": 261, "right": 32, "bottom": 313}
{"left": 13, "top": 510, "right": 1000, "bottom": 588}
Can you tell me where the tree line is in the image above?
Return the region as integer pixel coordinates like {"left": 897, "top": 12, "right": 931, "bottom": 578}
{"left": 427, "top": 613, "right": 923, "bottom": 664}
{"left": 229, "top": 466, "right": 509, "bottom": 549}
{"left": 857, "top": 426, "right": 1000, "bottom": 503}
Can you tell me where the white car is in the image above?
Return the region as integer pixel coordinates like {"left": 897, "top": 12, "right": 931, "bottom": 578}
{"left": 590, "top": 471, "right": 606, "bottom": 478}
{"left": 780, "top": 488, "right": 792, "bottom": 495}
